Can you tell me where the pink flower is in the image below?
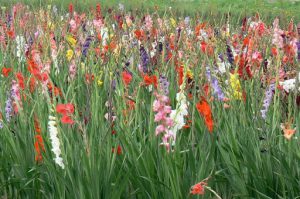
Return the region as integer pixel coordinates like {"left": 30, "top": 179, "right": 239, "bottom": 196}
{"left": 153, "top": 100, "right": 161, "bottom": 111}
{"left": 164, "top": 118, "right": 173, "bottom": 127}
{"left": 154, "top": 111, "right": 164, "bottom": 122}
{"left": 155, "top": 125, "right": 165, "bottom": 136}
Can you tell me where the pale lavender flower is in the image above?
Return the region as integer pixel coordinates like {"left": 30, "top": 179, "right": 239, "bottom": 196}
{"left": 261, "top": 84, "right": 275, "bottom": 119}
{"left": 159, "top": 75, "right": 169, "bottom": 95}
{"left": 5, "top": 96, "right": 12, "bottom": 122}
{"left": 206, "top": 67, "right": 225, "bottom": 100}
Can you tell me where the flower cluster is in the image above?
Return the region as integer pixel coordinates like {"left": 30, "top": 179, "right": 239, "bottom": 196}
{"left": 153, "top": 91, "right": 174, "bottom": 151}
{"left": 229, "top": 73, "right": 243, "bottom": 100}
{"left": 48, "top": 114, "right": 65, "bottom": 169}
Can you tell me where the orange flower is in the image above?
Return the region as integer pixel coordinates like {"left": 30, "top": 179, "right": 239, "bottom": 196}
{"left": 2, "top": 67, "right": 12, "bottom": 77}
{"left": 34, "top": 116, "right": 41, "bottom": 134}
{"left": 196, "top": 97, "right": 214, "bottom": 133}
{"left": 33, "top": 116, "right": 45, "bottom": 162}
{"left": 283, "top": 129, "right": 296, "bottom": 140}
{"left": 176, "top": 66, "right": 184, "bottom": 86}
{"left": 7, "top": 30, "right": 15, "bottom": 39}
{"left": 134, "top": 29, "right": 144, "bottom": 41}
{"left": 143, "top": 75, "right": 157, "bottom": 88}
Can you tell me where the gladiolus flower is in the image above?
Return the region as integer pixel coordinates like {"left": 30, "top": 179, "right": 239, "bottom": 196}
{"left": 190, "top": 182, "right": 207, "bottom": 195}
{"left": 66, "top": 49, "right": 74, "bottom": 61}
{"left": 56, "top": 104, "right": 74, "bottom": 115}
{"left": 112, "top": 145, "right": 122, "bottom": 155}
{"left": 56, "top": 103, "right": 75, "bottom": 124}
{"left": 2, "top": 67, "right": 12, "bottom": 77}
{"left": 143, "top": 75, "right": 157, "bottom": 88}
{"left": 122, "top": 71, "right": 132, "bottom": 86}
{"left": 196, "top": 98, "right": 214, "bottom": 133}
{"left": 61, "top": 115, "right": 74, "bottom": 124}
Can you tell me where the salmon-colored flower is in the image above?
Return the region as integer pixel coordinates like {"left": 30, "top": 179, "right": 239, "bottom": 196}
{"left": 56, "top": 103, "right": 75, "bottom": 124}
{"left": 56, "top": 104, "right": 74, "bottom": 115}
{"left": 61, "top": 115, "right": 74, "bottom": 124}
{"left": 281, "top": 123, "right": 296, "bottom": 140}
{"left": 190, "top": 181, "right": 207, "bottom": 195}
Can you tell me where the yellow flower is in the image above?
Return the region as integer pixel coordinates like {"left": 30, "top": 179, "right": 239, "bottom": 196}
{"left": 229, "top": 73, "right": 242, "bottom": 100}
{"left": 66, "top": 35, "right": 77, "bottom": 47}
{"left": 97, "top": 79, "right": 103, "bottom": 86}
{"left": 187, "top": 69, "right": 193, "bottom": 79}
{"left": 170, "top": 18, "right": 176, "bottom": 28}
{"left": 97, "top": 70, "right": 104, "bottom": 86}
{"left": 48, "top": 22, "right": 55, "bottom": 31}
{"left": 66, "top": 49, "right": 74, "bottom": 61}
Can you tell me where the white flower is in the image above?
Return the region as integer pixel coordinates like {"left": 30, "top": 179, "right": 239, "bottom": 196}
{"left": 279, "top": 72, "right": 300, "bottom": 93}
{"left": 48, "top": 115, "right": 65, "bottom": 169}
{"left": 15, "top": 35, "right": 25, "bottom": 63}
{"left": 169, "top": 83, "right": 189, "bottom": 144}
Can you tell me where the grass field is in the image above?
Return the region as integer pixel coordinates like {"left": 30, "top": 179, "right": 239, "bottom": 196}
{"left": 0, "top": 0, "right": 300, "bottom": 198}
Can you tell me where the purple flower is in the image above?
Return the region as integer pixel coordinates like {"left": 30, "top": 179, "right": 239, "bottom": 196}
{"left": 159, "top": 75, "right": 169, "bottom": 95}
{"left": 140, "top": 45, "right": 150, "bottom": 73}
{"left": 226, "top": 44, "right": 234, "bottom": 65}
{"left": 82, "top": 36, "right": 93, "bottom": 57}
{"left": 261, "top": 84, "right": 275, "bottom": 119}
{"left": 5, "top": 96, "right": 12, "bottom": 122}
{"left": 206, "top": 67, "right": 225, "bottom": 101}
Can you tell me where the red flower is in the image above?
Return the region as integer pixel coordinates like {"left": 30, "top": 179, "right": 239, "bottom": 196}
{"left": 2, "top": 67, "right": 12, "bottom": 77}
{"left": 112, "top": 145, "right": 122, "bottom": 155}
{"left": 190, "top": 182, "right": 207, "bottom": 195}
{"left": 61, "top": 115, "right": 75, "bottom": 124}
{"left": 122, "top": 71, "right": 132, "bottom": 86}
{"left": 134, "top": 29, "right": 145, "bottom": 41}
{"left": 69, "top": 3, "right": 73, "bottom": 14}
{"left": 16, "top": 72, "right": 25, "bottom": 90}
{"left": 200, "top": 41, "right": 207, "bottom": 53}
{"left": 56, "top": 103, "right": 75, "bottom": 124}
{"left": 56, "top": 104, "right": 74, "bottom": 115}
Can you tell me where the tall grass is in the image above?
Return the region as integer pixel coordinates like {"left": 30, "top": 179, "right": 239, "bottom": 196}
{"left": 0, "top": 2, "right": 299, "bottom": 199}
